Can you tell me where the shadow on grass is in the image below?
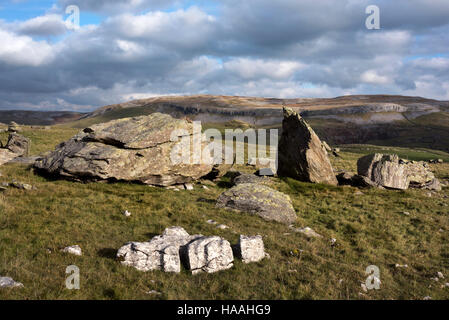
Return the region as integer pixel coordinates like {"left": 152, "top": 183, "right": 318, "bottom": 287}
{"left": 97, "top": 248, "right": 118, "bottom": 260}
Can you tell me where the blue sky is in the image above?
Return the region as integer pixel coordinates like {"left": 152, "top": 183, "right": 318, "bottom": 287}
{"left": 0, "top": 0, "right": 448, "bottom": 111}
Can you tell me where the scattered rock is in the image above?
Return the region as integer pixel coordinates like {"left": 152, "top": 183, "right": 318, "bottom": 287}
{"left": 5, "top": 133, "right": 30, "bottom": 157}
{"left": 337, "top": 172, "right": 380, "bottom": 189}
{"left": 123, "top": 210, "right": 132, "bottom": 217}
{"left": 232, "top": 173, "right": 269, "bottom": 186}
{"left": 423, "top": 296, "right": 432, "bottom": 300}
{"left": 236, "top": 235, "right": 265, "bottom": 264}
{"left": 395, "top": 264, "right": 408, "bottom": 268}
{"left": 216, "top": 183, "right": 297, "bottom": 224}
{"left": 216, "top": 224, "right": 228, "bottom": 230}
{"left": 330, "top": 238, "right": 337, "bottom": 246}
{"left": 361, "top": 283, "right": 368, "bottom": 293}
{"left": 117, "top": 226, "right": 202, "bottom": 273}
{"left": 146, "top": 290, "right": 162, "bottom": 296}
{"left": 290, "top": 226, "right": 322, "bottom": 239}
{"left": 185, "top": 236, "right": 234, "bottom": 275}
{"left": 34, "top": 113, "right": 215, "bottom": 187}
{"left": 438, "top": 272, "right": 444, "bottom": 279}
{"left": 206, "top": 219, "right": 218, "bottom": 225}
{"left": 61, "top": 245, "right": 82, "bottom": 256}
{"left": 357, "top": 153, "right": 441, "bottom": 190}
{"left": 402, "top": 211, "right": 410, "bottom": 216}
{"left": 277, "top": 107, "right": 338, "bottom": 186}
{"left": 202, "top": 185, "right": 209, "bottom": 190}
{"left": 184, "top": 183, "right": 194, "bottom": 191}
{"left": 9, "top": 182, "right": 33, "bottom": 190}
{"left": 0, "top": 276, "right": 23, "bottom": 288}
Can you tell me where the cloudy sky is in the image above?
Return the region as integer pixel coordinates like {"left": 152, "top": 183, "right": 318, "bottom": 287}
{"left": 0, "top": 0, "right": 448, "bottom": 111}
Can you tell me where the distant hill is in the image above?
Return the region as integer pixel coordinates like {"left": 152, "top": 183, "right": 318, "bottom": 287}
{"left": 2, "top": 95, "right": 449, "bottom": 152}
{"left": 0, "top": 110, "right": 85, "bottom": 126}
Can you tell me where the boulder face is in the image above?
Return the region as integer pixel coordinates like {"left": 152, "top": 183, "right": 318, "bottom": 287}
{"left": 34, "top": 113, "right": 214, "bottom": 186}
{"left": 216, "top": 183, "right": 297, "bottom": 224}
{"left": 0, "top": 133, "right": 31, "bottom": 166}
{"left": 278, "top": 107, "right": 338, "bottom": 186}
{"left": 357, "top": 153, "right": 440, "bottom": 190}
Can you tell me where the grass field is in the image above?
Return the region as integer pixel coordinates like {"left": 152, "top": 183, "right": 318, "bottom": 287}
{"left": 1, "top": 126, "right": 449, "bottom": 300}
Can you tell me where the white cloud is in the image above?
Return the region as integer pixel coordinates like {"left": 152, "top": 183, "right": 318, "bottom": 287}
{"left": 360, "top": 70, "right": 390, "bottom": 85}
{"left": 0, "top": 29, "right": 54, "bottom": 66}
{"left": 224, "top": 58, "right": 305, "bottom": 80}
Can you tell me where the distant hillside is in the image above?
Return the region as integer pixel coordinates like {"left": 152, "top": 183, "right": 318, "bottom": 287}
{"left": 0, "top": 110, "right": 85, "bottom": 126}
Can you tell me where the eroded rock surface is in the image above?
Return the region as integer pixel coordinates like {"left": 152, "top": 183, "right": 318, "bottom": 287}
{"left": 237, "top": 235, "right": 266, "bottom": 264}
{"left": 185, "top": 236, "right": 234, "bottom": 274}
{"left": 0, "top": 133, "right": 31, "bottom": 166}
{"left": 117, "top": 227, "right": 202, "bottom": 273}
{"left": 278, "top": 107, "right": 338, "bottom": 185}
{"left": 216, "top": 183, "right": 297, "bottom": 224}
{"left": 357, "top": 153, "right": 440, "bottom": 190}
{"left": 34, "top": 113, "right": 214, "bottom": 186}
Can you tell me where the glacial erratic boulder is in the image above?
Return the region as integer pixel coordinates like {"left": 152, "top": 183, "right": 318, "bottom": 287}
{"left": 0, "top": 133, "right": 31, "bottom": 166}
{"left": 236, "top": 235, "right": 266, "bottom": 264}
{"left": 34, "top": 113, "right": 215, "bottom": 186}
{"left": 357, "top": 153, "right": 440, "bottom": 190}
{"left": 216, "top": 183, "right": 297, "bottom": 224}
{"left": 278, "top": 107, "right": 338, "bottom": 185}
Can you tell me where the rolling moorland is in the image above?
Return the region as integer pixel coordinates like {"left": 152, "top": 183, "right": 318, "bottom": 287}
{"left": 0, "top": 94, "right": 449, "bottom": 299}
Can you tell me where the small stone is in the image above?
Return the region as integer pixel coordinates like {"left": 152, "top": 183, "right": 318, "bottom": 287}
{"left": 354, "top": 191, "right": 364, "bottom": 196}
{"left": 0, "top": 276, "right": 23, "bottom": 288}
{"left": 287, "top": 269, "right": 297, "bottom": 273}
{"left": 423, "top": 296, "right": 432, "bottom": 300}
{"left": 431, "top": 277, "right": 439, "bottom": 282}
{"left": 402, "top": 211, "right": 410, "bottom": 216}
{"left": 395, "top": 264, "right": 408, "bottom": 268}
{"left": 146, "top": 290, "right": 162, "bottom": 296}
{"left": 291, "top": 226, "right": 322, "bottom": 239}
{"left": 437, "top": 272, "right": 444, "bottom": 279}
{"left": 216, "top": 224, "right": 228, "bottom": 230}
{"left": 61, "top": 245, "right": 82, "bottom": 256}
{"left": 237, "top": 235, "right": 265, "bottom": 264}
{"left": 123, "top": 210, "right": 132, "bottom": 217}
{"left": 330, "top": 238, "right": 337, "bottom": 246}
{"left": 184, "top": 183, "right": 194, "bottom": 191}
{"left": 202, "top": 185, "right": 209, "bottom": 190}
{"left": 206, "top": 219, "right": 217, "bottom": 225}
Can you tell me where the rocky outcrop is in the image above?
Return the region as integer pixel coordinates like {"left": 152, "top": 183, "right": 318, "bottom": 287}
{"left": 336, "top": 172, "right": 380, "bottom": 188}
{"left": 117, "top": 227, "right": 203, "bottom": 273}
{"left": 34, "top": 113, "right": 215, "bottom": 186}
{"left": 185, "top": 236, "right": 234, "bottom": 274}
{"left": 277, "top": 107, "right": 338, "bottom": 185}
{"left": 236, "top": 235, "right": 266, "bottom": 264}
{"left": 216, "top": 183, "right": 297, "bottom": 224}
{"left": 0, "top": 133, "right": 31, "bottom": 166}
{"left": 231, "top": 173, "right": 271, "bottom": 186}
{"left": 357, "top": 153, "right": 440, "bottom": 190}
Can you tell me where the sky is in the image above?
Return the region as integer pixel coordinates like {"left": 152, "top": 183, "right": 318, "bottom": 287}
{"left": 0, "top": 0, "right": 448, "bottom": 111}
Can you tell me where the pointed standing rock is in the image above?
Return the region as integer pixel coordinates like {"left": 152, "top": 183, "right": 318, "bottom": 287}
{"left": 278, "top": 107, "right": 338, "bottom": 185}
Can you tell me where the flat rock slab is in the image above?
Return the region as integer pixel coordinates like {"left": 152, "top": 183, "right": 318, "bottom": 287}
{"left": 34, "top": 113, "right": 214, "bottom": 186}
{"left": 216, "top": 183, "right": 297, "bottom": 224}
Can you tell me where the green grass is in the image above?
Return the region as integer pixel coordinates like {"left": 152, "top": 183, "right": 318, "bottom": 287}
{"left": 0, "top": 128, "right": 449, "bottom": 300}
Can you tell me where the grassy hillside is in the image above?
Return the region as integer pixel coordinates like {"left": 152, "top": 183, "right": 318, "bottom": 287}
{"left": 0, "top": 127, "right": 448, "bottom": 300}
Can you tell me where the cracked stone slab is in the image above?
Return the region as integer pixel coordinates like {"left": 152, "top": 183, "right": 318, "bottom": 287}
{"left": 117, "top": 226, "right": 202, "bottom": 273}
{"left": 185, "top": 236, "right": 234, "bottom": 275}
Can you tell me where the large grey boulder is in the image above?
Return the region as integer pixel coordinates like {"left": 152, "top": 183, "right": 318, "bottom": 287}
{"left": 278, "top": 107, "right": 338, "bottom": 185}
{"left": 117, "top": 226, "right": 203, "bottom": 273}
{"left": 357, "top": 153, "right": 440, "bottom": 190}
{"left": 185, "top": 236, "right": 234, "bottom": 274}
{"left": 216, "top": 183, "right": 297, "bottom": 224}
{"left": 34, "top": 113, "right": 215, "bottom": 186}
